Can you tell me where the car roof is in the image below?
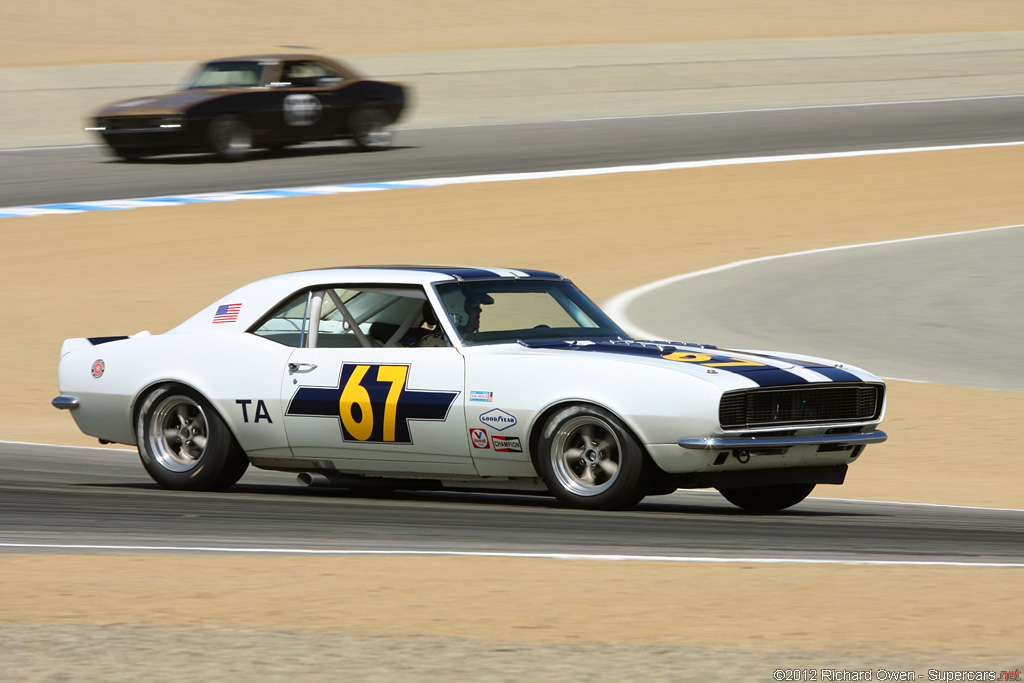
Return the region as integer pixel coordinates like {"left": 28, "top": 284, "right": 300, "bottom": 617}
{"left": 168, "top": 266, "right": 568, "bottom": 333}
{"left": 204, "top": 54, "right": 333, "bottom": 63}
{"left": 316, "top": 265, "right": 566, "bottom": 282}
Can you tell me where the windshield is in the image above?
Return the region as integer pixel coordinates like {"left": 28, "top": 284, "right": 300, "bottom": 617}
{"left": 435, "top": 279, "right": 629, "bottom": 345}
{"left": 184, "top": 61, "right": 264, "bottom": 89}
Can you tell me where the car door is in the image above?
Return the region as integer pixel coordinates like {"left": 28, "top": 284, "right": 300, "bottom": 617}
{"left": 273, "top": 59, "right": 347, "bottom": 141}
{"left": 278, "top": 285, "right": 474, "bottom": 475}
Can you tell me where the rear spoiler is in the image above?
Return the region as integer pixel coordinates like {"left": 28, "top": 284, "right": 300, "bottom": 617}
{"left": 59, "top": 331, "right": 151, "bottom": 357}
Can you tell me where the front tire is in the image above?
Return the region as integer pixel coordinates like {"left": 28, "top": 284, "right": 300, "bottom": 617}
{"left": 207, "top": 114, "right": 252, "bottom": 161}
{"left": 536, "top": 405, "right": 647, "bottom": 510}
{"left": 136, "top": 385, "right": 249, "bottom": 491}
{"left": 348, "top": 105, "right": 393, "bottom": 150}
{"left": 718, "top": 483, "right": 816, "bottom": 512}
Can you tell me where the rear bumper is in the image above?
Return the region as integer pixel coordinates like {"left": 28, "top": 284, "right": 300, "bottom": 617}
{"left": 52, "top": 395, "right": 78, "bottom": 410}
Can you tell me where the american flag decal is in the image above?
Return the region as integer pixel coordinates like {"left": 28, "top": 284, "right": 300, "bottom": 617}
{"left": 212, "top": 303, "right": 242, "bottom": 324}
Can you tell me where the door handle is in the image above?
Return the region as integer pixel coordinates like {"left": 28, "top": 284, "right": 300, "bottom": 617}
{"left": 288, "top": 362, "right": 318, "bottom": 373}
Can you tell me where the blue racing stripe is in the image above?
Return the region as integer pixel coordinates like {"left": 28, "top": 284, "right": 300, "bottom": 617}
{"left": 732, "top": 351, "right": 864, "bottom": 382}
{"left": 520, "top": 340, "right": 809, "bottom": 386}
{"left": 728, "top": 367, "right": 808, "bottom": 387}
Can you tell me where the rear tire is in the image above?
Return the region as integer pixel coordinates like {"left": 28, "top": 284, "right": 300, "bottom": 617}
{"left": 207, "top": 114, "right": 252, "bottom": 161}
{"left": 536, "top": 405, "right": 646, "bottom": 510}
{"left": 719, "top": 483, "right": 816, "bottom": 512}
{"left": 136, "top": 385, "right": 248, "bottom": 491}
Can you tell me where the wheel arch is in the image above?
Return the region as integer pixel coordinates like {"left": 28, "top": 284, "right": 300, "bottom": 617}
{"left": 131, "top": 379, "right": 242, "bottom": 449}
{"left": 527, "top": 398, "right": 656, "bottom": 475}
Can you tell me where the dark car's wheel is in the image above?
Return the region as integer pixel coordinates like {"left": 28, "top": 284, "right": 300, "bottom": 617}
{"left": 112, "top": 149, "right": 145, "bottom": 162}
{"left": 536, "top": 405, "right": 647, "bottom": 510}
{"left": 348, "top": 105, "right": 393, "bottom": 150}
{"left": 207, "top": 114, "right": 253, "bottom": 161}
{"left": 718, "top": 483, "right": 816, "bottom": 512}
{"left": 136, "top": 385, "right": 249, "bottom": 491}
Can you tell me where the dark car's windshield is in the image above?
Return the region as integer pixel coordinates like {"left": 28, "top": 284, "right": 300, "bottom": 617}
{"left": 184, "top": 61, "right": 264, "bottom": 89}
{"left": 435, "top": 279, "right": 629, "bottom": 345}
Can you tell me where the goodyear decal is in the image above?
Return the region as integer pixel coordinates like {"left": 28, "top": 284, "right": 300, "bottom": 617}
{"left": 287, "top": 363, "right": 458, "bottom": 444}
{"left": 661, "top": 351, "right": 808, "bottom": 387}
{"left": 480, "top": 408, "right": 517, "bottom": 431}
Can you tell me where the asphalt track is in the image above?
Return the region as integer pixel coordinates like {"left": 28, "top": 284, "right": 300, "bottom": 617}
{"left": 1, "top": 95, "right": 1022, "bottom": 208}
{"left": 3, "top": 97, "right": 1023, "bottom": 561}
{"left": 2, "top": 442, "right": 1023, "bottom": 564}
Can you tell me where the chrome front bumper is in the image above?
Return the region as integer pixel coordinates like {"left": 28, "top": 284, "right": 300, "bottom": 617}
{"left": 678, "top": 430, "right": 887, "bottom": 450}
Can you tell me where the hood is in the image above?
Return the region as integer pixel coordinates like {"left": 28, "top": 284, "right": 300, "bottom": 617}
{"left": 94, "top": 91, "right": 224, "bottom": 117}
{"left": 516, "top": 339, "right": 874, "bottom": 388}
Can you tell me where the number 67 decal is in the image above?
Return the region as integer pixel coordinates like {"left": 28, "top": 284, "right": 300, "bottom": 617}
{"left": 662, "top": 352, "right": 766, "bottom": 367}
{"left": 287, "top": 363, "right": 459, "bottom": 444}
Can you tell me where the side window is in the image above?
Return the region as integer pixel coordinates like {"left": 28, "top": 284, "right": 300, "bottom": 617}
{"left": 250, "top": 286, "right": 446, "bottom": 348}
{"left": 251, "top": 292, "right": 310, "bottom": 347}
{"left": 281, "top": 60, "right": 343, "bottom": 88}
{"left": 315, "top": 286, "right": 439, "bottom": 348}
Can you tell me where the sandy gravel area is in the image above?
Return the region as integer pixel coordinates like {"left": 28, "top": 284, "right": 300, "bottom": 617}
{"left": 1, "top": 555, "right": 1021, "bottom": 680}
{"left": 2, "top": 1, "right": 1023, "bottom": 679}
{"left": 3, "top": 0, "right": 1023, "bottom": 68}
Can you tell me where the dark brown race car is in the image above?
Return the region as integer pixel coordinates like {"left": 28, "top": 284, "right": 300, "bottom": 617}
{"left": 87, "top": 54, "right": 408, "bottom": 161}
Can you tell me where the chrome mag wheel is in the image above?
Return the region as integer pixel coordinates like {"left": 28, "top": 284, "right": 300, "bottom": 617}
{"left": 147, "top": 394, "right": 209, "bottom": 473}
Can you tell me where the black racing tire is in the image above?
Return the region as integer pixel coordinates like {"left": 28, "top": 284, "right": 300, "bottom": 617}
{"left": 112, "top": 149, "right": 145, "bottom": 162}
{"left": 207, "top": 114, "right": 253, "bottom": 161}
{"left": 718, "top": 483, "right": 816, "bottom": 513}
{"left": 348, "top": 105, "right": 393, "bottom": 150}
{"left": 535, "top": 405, "right": 647, "bottom": 510}
{"left": 136, "top": 385, "right": 249, "bottom": 491}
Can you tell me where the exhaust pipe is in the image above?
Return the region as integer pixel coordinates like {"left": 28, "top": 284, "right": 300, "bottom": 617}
{"left": 297, "top": 472, "right": 343, "bottom": 488}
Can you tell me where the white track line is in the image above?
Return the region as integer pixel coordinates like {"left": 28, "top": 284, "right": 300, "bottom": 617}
{"left": 3, "top": 140, "right": 1023, "bottom": 219}
{"left": 0, "top": 543, "right": 1021, "bottom": 567}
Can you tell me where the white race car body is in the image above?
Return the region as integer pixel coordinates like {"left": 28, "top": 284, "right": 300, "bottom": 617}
{"left": 55, "top": 266, "right": 886, "bottom": 511}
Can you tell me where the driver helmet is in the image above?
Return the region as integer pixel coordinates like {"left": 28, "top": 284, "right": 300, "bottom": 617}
{"left": 439, "top": 286, "right": 494, "bottom": 328}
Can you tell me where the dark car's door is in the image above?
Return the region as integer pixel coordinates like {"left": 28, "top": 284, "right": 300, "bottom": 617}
{"left": 269, "top": 59, "right": 352, "bottom": 142}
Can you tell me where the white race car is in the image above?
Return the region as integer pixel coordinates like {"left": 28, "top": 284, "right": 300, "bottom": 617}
{"left": 53, "top": 266, "right": 887, "bottom": 511}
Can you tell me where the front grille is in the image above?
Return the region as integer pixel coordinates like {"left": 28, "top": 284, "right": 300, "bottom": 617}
{"left": 719, "top": 383, "right": 883, "bottom": 429}
{"left": 98, "top": 116, "right": 170, "bottom": 131}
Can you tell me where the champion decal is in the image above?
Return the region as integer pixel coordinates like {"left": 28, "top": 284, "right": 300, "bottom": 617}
{"left": 286, "top": 363, "right": 458, "bottom": 444}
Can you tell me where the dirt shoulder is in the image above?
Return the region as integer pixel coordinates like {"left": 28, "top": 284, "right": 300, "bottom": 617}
{"left": 3, "top": 0, "right": 1024, "bottom": 67}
